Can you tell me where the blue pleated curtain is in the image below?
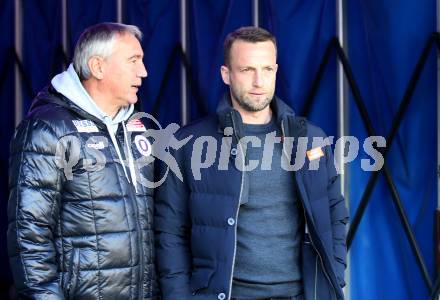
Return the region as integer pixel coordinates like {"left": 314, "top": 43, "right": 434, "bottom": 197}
{"left": 348, "top": 1, "right": 436, "bottom": 299}
{"left": 0, "top": 1, "right": 15, "bottom": 295}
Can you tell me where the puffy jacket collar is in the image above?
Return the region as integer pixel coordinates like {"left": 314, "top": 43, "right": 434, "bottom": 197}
{"left": 29, "top": 85, "right": 112, "bottom": 131}
{"left": 216, "top": 94, "right": 244, "bottom": 139}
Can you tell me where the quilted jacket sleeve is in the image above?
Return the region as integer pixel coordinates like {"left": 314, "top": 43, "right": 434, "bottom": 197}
{"left": 7, "top": 119, "right": 65, "bottom": 299}
{"left": 154, "top": 143, "right": 193, "bottom": 300}
{"left": 324, "top": 143, "right": 349, "bottom": 288}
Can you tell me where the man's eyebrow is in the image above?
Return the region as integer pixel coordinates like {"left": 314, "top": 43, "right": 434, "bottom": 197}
{"left": 128, "top": 54, "right": 143, "bottom": 60}
{"left": 238, "top": 66, "right": 255, "bottom": 69}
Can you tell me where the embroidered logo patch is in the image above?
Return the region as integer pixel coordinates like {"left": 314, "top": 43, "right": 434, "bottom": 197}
{"left": 134, "top": 135, "right": 152, "bottom": 157}
{"left": 86, "top": 141, "right": 105, "bottom": 150}
{"left": 306, "top": 147, "right": 324, "bottom": 161}
{"left": 127, "top": 119, "right": 147, "bottom": 132}
{"left": 72, "top": 120, "right": 99, "bottom": 133}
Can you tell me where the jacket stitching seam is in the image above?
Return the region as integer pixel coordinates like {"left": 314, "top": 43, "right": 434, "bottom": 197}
{"left": 111, "top": 138, "right": 135, "bottom": 300}
{"left": 83, "top": 141, "right": 103, "bottom": 300}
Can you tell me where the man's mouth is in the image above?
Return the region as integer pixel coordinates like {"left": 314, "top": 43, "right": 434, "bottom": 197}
{"left": 249, "top": 92, "right": 265, "bottom": 96}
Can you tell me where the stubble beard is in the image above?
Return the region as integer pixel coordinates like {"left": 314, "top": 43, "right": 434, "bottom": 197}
{"left": 230, "top": 87, "right": 273, "bottom": 112}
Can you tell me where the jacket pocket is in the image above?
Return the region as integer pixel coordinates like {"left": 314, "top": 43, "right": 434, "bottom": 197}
{"left": 64, "top": 247, "right": 80, "bottom": 299}
{"left": 190, "top": 258, "right": 215, "bottom": 295}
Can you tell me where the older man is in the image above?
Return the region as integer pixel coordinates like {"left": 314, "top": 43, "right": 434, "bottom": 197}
{"left": 8, "top": 23, "right": 158, "bottom": 299}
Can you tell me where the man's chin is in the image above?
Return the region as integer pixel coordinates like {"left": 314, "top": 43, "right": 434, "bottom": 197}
{"left": 239, "top": 102, "right": 269, "bottom": 112}
{"left": 243, "top": 98, "right": 272, "bottom": 112}
{"left": 128, "top": 96, "right": 139, "bottom": 105}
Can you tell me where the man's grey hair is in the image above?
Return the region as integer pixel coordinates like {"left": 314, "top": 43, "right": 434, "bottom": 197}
{"left": 73, "top": 22, "right": 142, "bottom": 80}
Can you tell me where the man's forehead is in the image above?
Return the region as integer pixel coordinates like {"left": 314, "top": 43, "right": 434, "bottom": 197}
{"left": 113, "top": 33, "right": 144, "bottom": 55}
{"left": 229, "top": 40, "right": 276, "bottom": 64}
{"left": 230, "top": 40, "right": 276, "bottom": 51}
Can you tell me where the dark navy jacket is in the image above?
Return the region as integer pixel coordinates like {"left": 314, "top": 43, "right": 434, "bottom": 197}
{"left": 155, "top": 95, "right": 348, "bottom": 300}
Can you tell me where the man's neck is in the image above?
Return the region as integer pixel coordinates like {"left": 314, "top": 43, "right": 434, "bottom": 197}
{"left": 82, "top": 79, "right": 119, "bottom": 118}
{"left": 232, "top": 102, "right": 272, "bottom": 125}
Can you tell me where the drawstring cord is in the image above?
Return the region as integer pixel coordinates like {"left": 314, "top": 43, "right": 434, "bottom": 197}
{"left": 105, "top": 122, "right": 137, "bottom": 192}
{"left": 123, "top": 122, "right": 138, "bottom": 193}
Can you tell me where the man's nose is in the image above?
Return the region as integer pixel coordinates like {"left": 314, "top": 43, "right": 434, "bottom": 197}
{"left": 139, "top": 62, "right": 148, "bottom": 78}
{"left": 253, "top": 70, "right": 263, "bottom": 87}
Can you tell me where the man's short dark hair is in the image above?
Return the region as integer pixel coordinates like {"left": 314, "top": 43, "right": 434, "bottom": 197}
{"left": 223, "top": 26, "right": 277, "bottom": 67}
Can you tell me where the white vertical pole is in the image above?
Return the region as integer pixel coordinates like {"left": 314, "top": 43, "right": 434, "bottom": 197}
{"left": 116, "top": 0, "right": 123, "bottom": 23}
{"left": 61, "top": 0, "right": 68, "bottom": 69}
{"left": 337, "top": 0, "right": 348, "bottom": 199}
{"left": 180, "top": 0, "right": 188, "bottom": 125}
{"left": 14, "top": 0, "right": 23, "bottom": 126}
{"left": 337, "top": 0, "right": 349, "bottom": 298}
{"left": 252, "top": 0, "right": 259, "bottom": 27}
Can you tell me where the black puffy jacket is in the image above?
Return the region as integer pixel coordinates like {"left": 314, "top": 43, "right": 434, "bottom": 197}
{"left": 7, "top": 86, "right": 158, "bottom": 299}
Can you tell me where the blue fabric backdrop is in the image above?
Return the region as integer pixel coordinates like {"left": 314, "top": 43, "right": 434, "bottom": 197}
{"left": 0, "top": 0, "right": 437, "bottom": 299}
{"left": 348, "top": 0, "right": 437, "bottom": 299}
{"left": 0, "top": 0, "right": 15, "bottom": 295}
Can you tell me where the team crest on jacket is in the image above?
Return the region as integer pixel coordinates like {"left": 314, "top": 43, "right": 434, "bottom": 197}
{"left": 135, "top": 135, "right": 152, "bottom": 157}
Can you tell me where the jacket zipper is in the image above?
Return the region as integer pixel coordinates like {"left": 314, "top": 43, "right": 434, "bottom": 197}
{"left": 226, "top": 115, "right": 245, "bottom": 300}
{"left": 303, "top": 209, "right": 337, "bottom": 300}
{"left": 132, "top": 185, "right": 144, "bottom": 299}
{"left": 116, "top": 128, "right": 145, "bottom": 299}
{"left": 281, "top": 121, "right": 338, "bottom": 300}
{"left": 314, "top": 255, "right": 318, "bottom": 300}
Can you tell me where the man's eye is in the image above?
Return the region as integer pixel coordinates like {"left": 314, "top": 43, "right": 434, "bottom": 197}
{"left": 241, "top": 68, "right": 250, "bottom": 72}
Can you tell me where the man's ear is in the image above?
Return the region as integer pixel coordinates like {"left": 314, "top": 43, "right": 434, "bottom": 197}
{"left": 220, "top": 65, "right": 230, "bottom": 85}
{"left": 88, "top": 56, "right": 105, "bottom": 80}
